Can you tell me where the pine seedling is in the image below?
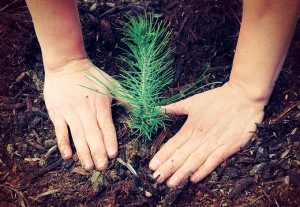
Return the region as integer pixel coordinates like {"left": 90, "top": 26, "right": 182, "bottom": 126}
{"left": 84, "top": 14, "right": 214, "bottom": 141}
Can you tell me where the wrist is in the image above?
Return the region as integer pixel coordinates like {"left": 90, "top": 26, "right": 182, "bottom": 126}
{"left": 225, "top": 80, "right": 271, "bottom": 109}
{"left": 44, "top": 58, "right": 92, "bottom": 77}
{"left": 42, "top": 39, "right": 86, "bottom": 72}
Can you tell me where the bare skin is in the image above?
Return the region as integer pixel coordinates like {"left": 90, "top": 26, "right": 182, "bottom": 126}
{"left": 43, "top": 60, "right": 118, "bottom": 170}
{"left": 149, "top": 0, "right": 300, "bottom": 187}
{"left": 26, "top": 0, "right": 118, "bottom": 170}
{"left": 26, "top": 0, "right": 300, "bottom": 186}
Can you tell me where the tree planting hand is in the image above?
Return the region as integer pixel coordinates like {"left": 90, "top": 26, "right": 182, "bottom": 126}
{"left": 149, "top": 82, "right": 265, "bottom": 187}
{"left": 44, "top": 59, "right": 118, "bottom": 170}
{"left": 149, "top": 0, "right": 300, "bottom": 187}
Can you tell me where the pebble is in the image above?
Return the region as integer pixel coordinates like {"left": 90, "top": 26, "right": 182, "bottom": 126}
{"left": 250, "top": 162, "right": 266, "bottom": 175}
{"left": 90, "top": 171, "right": 108, "bottom": 193}
{"left": 89, "top": 3, "right": 97, "bottom": 11}
{"left": 145, "top": 190, "right": 152, "bottom": 197}
{"left": 44, "top": 139, "right": 57, "bottom": 149}
{"left": 6, "top": 144, "right": 15, "bottom": 156}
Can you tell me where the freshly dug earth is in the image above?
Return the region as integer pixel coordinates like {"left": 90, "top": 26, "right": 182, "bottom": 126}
{"left": 1, "top": 0, "right": 300, "bottom": 206}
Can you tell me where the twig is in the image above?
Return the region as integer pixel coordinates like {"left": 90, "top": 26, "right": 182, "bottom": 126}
{"left": 176, "top": 15, "right": 189, "bottom": 36}
{"left": 44, "top": 145, "right": 58, "bottom": 160}
{"left": 31, "top": 129, "right": 42, "bottom": 144}
{"left": 0, "top": 183, "right": 29, "bottom": 207}
{"left": 117, "top": 158, "right": 138, "bottom": 177}
{"left": 23, "top": 158, "right": 64, "bottom": 185}
{"left": 150, "top": 127, "right": 168, "bottom": 156}
{"left": 249, "top": 195, "right": 265, "bottom": 205}
{"left": 29, "top": 189, "right": 60, "bottom": 201}
{"left": 27, "top": 139, "right": 45, "bottom": 151}
{"left": 269, "top": 102, "right": 299, "bottom": 124}
{"left": 0, "top": 0, "right": 18, "bottom": 12}
{"left": 0, "top": 103, "right": 23, "bottom": 111}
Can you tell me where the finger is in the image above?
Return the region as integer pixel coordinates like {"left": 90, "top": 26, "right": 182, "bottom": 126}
{"left": 96, "top": 97, "right": 118, "bottom": 159}
{"left": 51, "top": 115, "right": 72, "bottom": 159}
{"left": 149, "top": 118, "right": 194, "bottom": 171}
{"left": 81, "top": 116, "right": 108, "bottom": 171}
{"left": 153, "top": 132, "right": 207, "bottom": 183}
{"left": 165, "top": 149, "right": 209, "bottom": 188}
{"left": 166, "top": 140, "right": 223, "bottom": 188}
{"left": 65, "top": 113, "right": 94, "bottom": 170}
{"left": 152, "top": 149, "right": 189, "bottom": 184}
{"left": 190, "top": 147, "right": 231, "bottom": 183}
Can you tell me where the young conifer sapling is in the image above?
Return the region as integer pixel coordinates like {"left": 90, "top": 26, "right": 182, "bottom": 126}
{"left": 84, "top": 14, "right": 214, "bottom": 141}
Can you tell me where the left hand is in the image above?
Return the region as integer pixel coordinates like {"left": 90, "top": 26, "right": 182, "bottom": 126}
{"left": 149, "top": 82, "right": 265, "bottom": 187}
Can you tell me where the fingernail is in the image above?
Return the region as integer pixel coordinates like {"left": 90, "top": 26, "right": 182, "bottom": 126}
{"left": 107, "top": 147, "right": 117, "bottom": 158}
{"left": 190, "top": 174, "right": 198, "bottom": 183}
{"left": 167, "top": 177, "right": 179, "bottom": 188}
{"left": 149, "top": 158, "right": 160, "bottom": 170}
{"left": 96, "top": 159, "right": 108, "bottom": 171}
{"left": 82, "top": 162, "right": 93, "bottom": 170}
{"left": 62, "top": 150, "right": 70, "bottom": 159}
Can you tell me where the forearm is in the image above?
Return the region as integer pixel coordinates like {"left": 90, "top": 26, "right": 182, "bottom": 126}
{"left": 25, "top": 0, "right": 86, "bottom": 71}
{"left": 229, "top": 0, "right": 300, "bottom": 105}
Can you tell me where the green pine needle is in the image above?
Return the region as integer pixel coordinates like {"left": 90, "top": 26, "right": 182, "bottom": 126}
{"left": 85, "top": 13, "right": 217, "bottom": 141}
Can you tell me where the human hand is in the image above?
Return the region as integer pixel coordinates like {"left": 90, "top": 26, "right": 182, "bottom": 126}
{"left": 44, "top": 59, "right": 118, "bottom": 170}
{"left": 149, "top": 82, "right": 265, "bottom": 187}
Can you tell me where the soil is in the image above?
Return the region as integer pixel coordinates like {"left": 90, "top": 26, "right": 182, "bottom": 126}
{"left": 0, "top": 0, "right": 300, "bottom": 206}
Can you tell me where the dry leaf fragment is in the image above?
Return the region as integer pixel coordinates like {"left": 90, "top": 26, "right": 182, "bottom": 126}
{"left": 280, "top": 147, "right": 291, "bottom": 159}
{"left": 71, "top": 166, "right": 90, "bottom": 175}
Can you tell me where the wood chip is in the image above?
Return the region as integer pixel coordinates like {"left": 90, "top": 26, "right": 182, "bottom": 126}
{"left": 280, "top": 147, "right": 291, "bottom": 159}
{"left": 269, "top": 102, "right": 299, "bottom": 124}
{"left": 99, "top": 2, "right": 115, "bottom": 8}
{"left": 151, "top": 127, "right": 169, "bottom": 156}
{"left": 16, "top": 72, "right": 26, "bottom": 83}
{"left": 24, "top": 157, "right": 40, "bottom": 162}
{"left": 0, "top": 103, "right": 23, "bottom": 111}
{"left": 27, "top": 140, "right": 45, "bottom": 151}
{"left": 229, "top": 178, "right": 254, "bottom": 198}
{"left": 71, "top": 166, "right": 90, "bottom": 175}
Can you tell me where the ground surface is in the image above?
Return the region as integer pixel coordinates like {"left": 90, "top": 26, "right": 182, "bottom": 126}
{"left": 0, "top": 0, "right": 300, "bottom": 206}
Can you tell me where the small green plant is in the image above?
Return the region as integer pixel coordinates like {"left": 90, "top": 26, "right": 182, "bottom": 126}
{"left": 84, "top": 14, "right": 214, "bottom": 140}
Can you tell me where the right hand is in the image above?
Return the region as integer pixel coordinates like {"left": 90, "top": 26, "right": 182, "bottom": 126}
{"left": 44, "top": 59, "right": 118, "bottom": 170}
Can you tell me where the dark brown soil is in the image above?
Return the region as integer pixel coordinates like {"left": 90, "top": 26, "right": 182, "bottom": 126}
{"left": 1, "top": 0, "right": 299, "bottom": 206}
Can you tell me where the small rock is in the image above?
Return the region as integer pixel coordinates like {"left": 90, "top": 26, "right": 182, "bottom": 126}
{"left": 145, "top": 190, "right": 152, "bottom": 197}
{"left": 89, "top": 2, "right": 97, "bottom": 11}
{"left": 6, "top": 144, "right": 15, "bottom": 156}
{"left": 250, "top": 162, "right": 266, "bottom": 175}
{"left": 90, "top": 171, "right": 107, "bottom": 193}
{"left": 44, "top": 139, "right": 57, "bottom": 149}
{"left": 211, "top": 171, "right": 219, "bottom": 181}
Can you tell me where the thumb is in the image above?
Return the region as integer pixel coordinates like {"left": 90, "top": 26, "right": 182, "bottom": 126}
{"left": 162, "top": 97, "right": 193, "bottom": 115}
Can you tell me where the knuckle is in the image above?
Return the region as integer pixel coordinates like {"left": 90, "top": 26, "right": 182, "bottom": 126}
{"left": 168, "top": 138, "right": 183, "bottom": 149}
{"left": 189, "top": 152, "right": 201, "bottom": 162}
{"left": 212, "top": 151, "right": 227, "bottom": 162}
